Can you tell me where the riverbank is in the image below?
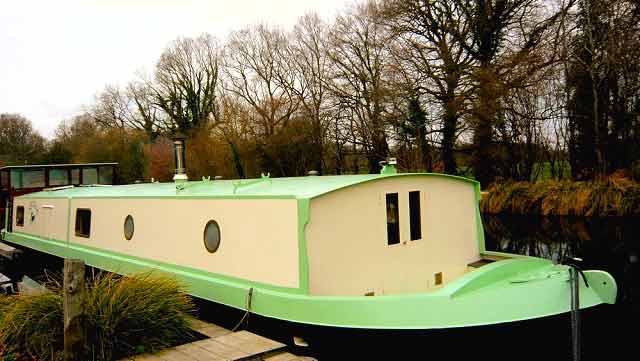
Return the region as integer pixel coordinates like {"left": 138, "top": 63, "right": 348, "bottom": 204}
{"left": 481, "top": 178, "right": 640, "bottom": 216}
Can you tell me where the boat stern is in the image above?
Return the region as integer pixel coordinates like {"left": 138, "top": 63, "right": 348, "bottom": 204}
{"left": 584, "top": 269, "right": 617, "bottom": 305}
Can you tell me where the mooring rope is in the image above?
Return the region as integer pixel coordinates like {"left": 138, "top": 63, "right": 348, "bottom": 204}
{"left": 231, "top": 287, "right": 253, "bottom": 332}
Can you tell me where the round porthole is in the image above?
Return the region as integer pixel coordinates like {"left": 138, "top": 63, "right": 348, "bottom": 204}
{"left": 124, "top": 215, "right": 135, "bottom": 240}
{"left": 204, "top": 220, "right": 221, "bottom": 253}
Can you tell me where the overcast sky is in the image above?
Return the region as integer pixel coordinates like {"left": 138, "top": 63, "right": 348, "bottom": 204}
{"left": 0, "top": 0, "right": 352, "bottom": 138}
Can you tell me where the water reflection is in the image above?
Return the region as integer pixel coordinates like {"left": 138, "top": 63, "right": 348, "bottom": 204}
{"left": 483, "top": 214, "right": 640, "bottom": 314}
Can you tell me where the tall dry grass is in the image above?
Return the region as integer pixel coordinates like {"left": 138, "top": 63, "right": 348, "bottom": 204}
{"left": 0, "top": 293, "right": 63, "bottom": 360}
{"left": 481, "top": 178, "right": 640, "bottom": 216}
{"left": 86, "top": 273, "right": 196, "bottom": 360}
{"left": 0, "top": 272, "right": 195, "bottom": 361}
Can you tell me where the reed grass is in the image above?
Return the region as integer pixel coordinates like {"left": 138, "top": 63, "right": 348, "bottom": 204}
{"left": 0, "top": 272, "right": 195, "bottom": 361}
{"left": 481, "top": 178, "right": 640, "bottom": 216}
{"left": 86, "top": 273, "right": 196, "bottom": 360}
{"left": 0, "top": 293, "right": 63, "bottom": 360}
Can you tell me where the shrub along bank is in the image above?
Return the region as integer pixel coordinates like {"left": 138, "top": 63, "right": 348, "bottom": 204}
{"left": 481, "top": 178, "right": 640, "bottom": 216}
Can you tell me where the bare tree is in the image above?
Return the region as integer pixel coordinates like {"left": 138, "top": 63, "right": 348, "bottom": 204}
{"left": 150, "top": 34, "right": 221, "bottom": 134}
{"left": 223, "top": 24, "right": 300, "bottom": 137}
{"left": 436, "top": 0, "right": 576, "bottom": 186}
{"left": 326, "top": 1, "right": 396, "bottom": 173}
{"left": 568, "top": 0, "right": 640, "bottom": 178}
{"left": 91, "top": 81, "right": 167, "bottom": 139}
{"left": 382, "top": 0, "right": 475, "bottom": 174}
{"left": 127, "top": 82, "right": 169, "bottom": 138}
{"left": 291, "top": 13, "right": 331, "bottom": 173}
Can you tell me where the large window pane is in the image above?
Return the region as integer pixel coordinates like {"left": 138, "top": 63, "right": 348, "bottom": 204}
{"left": 22, "top": 170, "right": 45, "bottom": 188}
{"left": 71, "top": 169, "right": 80, "bottom": 185}
{"left": 82, "top": 168, "right": 98, "bottom": 185}
{"left": 10, "top": 170, "right": 22, "bottom": 189}
{"left": 48, "top": 169, "right": 69, "bottom": 186}
{"left": 98, "top": 166, "right": 114, "bottom": 184}
{"left": 0, "top": 171, "right": 8, "bottom": 188}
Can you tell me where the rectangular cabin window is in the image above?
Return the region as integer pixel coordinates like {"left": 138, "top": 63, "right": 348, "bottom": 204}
{"left": 386, "top": 193, "right": 400, "bottom": 245}
{"left": 22, "top": 169, "right": 45, "bottom": 188}
{"left": 10, "top": 170, "right": 22, "bottom": 189}
{"left": 16, "top": 206, "right": 24, "bottom": 227}
{"left": 48, "top": 169, "right": 69, "bottom": 186}
{"left": 98, "top": 166, "right": 114, "bottom": 185}
{"left": 82, "top": 168, "right": 98, "bottom": 185}
{"left": 75, "top": 209, "right": 91, "bottom": 238}
{"left": 71, "top": 169, "right": 80, "bottom": 185}
{"left": 409, "top": 191, "right": 422, "bottom": 240}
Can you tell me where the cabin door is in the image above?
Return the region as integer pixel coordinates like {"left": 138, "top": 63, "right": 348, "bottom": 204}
{"left": 41, "top": 204, "right": 55, "bottom": 240}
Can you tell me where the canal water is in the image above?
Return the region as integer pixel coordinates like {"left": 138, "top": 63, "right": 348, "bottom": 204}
{"left": 482, "top": 214, "right": 639, "bottom": 360}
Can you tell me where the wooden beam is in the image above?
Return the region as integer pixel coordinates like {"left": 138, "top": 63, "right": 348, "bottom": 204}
{"left": 63, "top": 258, "right": 87, "bottom": 361}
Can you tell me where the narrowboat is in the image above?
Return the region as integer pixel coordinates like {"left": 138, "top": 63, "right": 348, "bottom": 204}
{"left": 0, "top": 142, "right": 616, "bottom": 330}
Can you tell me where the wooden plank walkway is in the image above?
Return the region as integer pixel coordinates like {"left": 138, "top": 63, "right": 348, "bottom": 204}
{"left": 120, "top": 319, "right": 313, "bottom": 361}
{"left": 190, "top": 319, "right": 232, "bottom": 339}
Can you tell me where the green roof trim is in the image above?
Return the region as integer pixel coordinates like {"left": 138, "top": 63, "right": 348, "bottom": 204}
{"left": 19, "top": 172, "right": 479, "bottom": 200}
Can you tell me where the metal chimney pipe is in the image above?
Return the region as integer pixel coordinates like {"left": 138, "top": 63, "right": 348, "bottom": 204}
{"left": 172, "top": 134, "right": 188, "bottom": 182}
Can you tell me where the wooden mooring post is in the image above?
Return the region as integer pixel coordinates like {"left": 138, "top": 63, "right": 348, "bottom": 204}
{"left": 63, "top": 259, "right": 87, "bottom": 361}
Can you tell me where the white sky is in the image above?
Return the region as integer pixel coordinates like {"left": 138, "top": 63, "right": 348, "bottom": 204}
{"left": 0, "top": 0, "right": 352, "bottom": 138}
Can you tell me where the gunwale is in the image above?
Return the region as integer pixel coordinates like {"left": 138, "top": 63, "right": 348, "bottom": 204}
{"left": 2, "top": 231, "right": 617, "bottom": 329}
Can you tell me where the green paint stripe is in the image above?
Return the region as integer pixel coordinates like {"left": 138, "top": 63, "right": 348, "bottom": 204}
{"left": 473, "top": 182, "right": 486, "bottom": 253}
{"left": 66, "top": 197, "right": 71, "bottom": 242}
{"left": 297, "top": 199, "right": 310, "bottom": 293}
{"left": 4, "top": 231, "right": 614, "bottom": 329}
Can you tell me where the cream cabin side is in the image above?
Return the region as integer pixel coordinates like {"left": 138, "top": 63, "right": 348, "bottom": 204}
{"left": 11, "top": 199, "right": 70, "bottom": 242}
{"left": 11, "top": 197, "right": 301, "bottom": 289}
{"left": 305, "top": 175, "right": 481, "bottom": 296}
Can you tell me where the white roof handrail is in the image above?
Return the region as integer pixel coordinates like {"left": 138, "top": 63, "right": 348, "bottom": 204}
{"left": 43, "top": 185, "right": 75, "bottom": 192}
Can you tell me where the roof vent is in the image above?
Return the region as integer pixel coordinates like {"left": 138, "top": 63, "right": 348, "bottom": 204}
{"left": 307, "top": 170, "right": 319, "bottom": 176}
{"left": 379, "top": 158, "right": 398, "bottom": 175}
{"left": 172, "top": 134, "right": 188, "bottom": 182}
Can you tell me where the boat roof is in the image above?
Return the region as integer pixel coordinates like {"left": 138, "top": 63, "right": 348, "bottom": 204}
{"left": 18, "top": 173, "right": 477, "bottom": 200}
{"left": 0, "top": 162, "right": 117, "bottom": 170}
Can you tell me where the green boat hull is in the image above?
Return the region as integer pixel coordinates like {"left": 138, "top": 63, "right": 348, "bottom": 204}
{"left": 3, "top": 231, "right": 616, "bottom": 330}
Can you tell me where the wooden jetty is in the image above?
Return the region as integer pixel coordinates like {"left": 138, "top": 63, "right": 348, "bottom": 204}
{"left": 120, "top": 319, "right": 312, "bottom": 361}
